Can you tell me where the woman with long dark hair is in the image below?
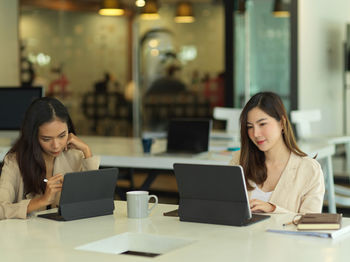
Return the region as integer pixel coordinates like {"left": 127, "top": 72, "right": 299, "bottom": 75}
{"left": 231, "top": 92, "right": 324, "bottom": 213}
{"left": 0, "top": 97, "right": 100, "bottom": 219}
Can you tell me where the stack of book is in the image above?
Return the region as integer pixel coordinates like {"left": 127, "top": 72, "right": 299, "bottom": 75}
{"left": 296, "top": 213, "right": 342, "bottom": 230}
{"left": 267, "top": 213, "right": 350, "bottom": 239}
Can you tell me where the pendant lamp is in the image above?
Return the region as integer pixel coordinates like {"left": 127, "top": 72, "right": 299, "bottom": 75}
{"left": 140, "top": 0, "right": 160, "bottom": 20}
{"left": 135, "top": 0, "right": 146, "bottom": 7}
{"left": 99, "top": 0, "right": 124, "bottom": 16}
{"left": 272, "top": 0, "right": 290, "bottom": 18}
{"left": 174, "top": 2, "right": 195, "bottom": 23}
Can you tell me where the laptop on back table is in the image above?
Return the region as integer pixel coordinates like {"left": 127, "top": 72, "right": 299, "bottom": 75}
{"left": 157, "top": 118, "right": 212, "bottom": 157}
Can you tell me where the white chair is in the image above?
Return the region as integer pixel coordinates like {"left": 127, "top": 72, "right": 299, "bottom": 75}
{"left": 213, "top": 107, "right": 242, "bottom": 134}
{"left": 290, "top": 109, "right": 322, "bottom": 139}
{"left": 212, "top": 107, "right": 242, "bottom": 143}
{"left": 291, "top": 109, "right": 350, "bottom": 211}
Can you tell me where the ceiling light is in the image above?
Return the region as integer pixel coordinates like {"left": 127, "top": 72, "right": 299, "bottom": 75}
{"left": 174, "top": 2, "right": 195, "bottom": 23}
{"left": 135, "top": 0, "right": 146, "bottom": 7}
{"left": 99, "top": 0, "right": 125, "bottom": 16}
{"left": 272, "top": 0, "right": 290, "bottom": 18}
{"left": 148, "top": 39, "right": 159, "bottom": 48}
{"left": 140, "top": 0, "right": 160, "bottom": 20}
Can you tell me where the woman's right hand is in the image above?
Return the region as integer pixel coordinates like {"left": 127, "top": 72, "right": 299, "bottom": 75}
{"left": 42, "top": 174, "right": 64, "bottom": 205}
{"left": 249, "top": 198, "right": 276, "bottom": 213}
{"left": 27, "top": 174, "right": 64, "bottom": 214}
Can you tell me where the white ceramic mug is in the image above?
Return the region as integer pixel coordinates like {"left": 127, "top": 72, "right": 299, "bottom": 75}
{"left": 126, "top": 191, "right": 158, "bottom": 218}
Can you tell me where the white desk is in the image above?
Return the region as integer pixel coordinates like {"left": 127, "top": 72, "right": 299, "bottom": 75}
{"left": 300, "top": 135, "right": 350, "bottom": 173}
{"left": 80, "top": 137, "right": 337, "bottom": 213}
{"left": 297, "top": 141, "right": 336, "bottom": 213}
{"left": 299, "top": 136, "right": 350, "bottom": 209}
{"left": 81, "top": 136, "right": 235, "bottom": 169}
{"left": 0, "top": 136, "right": 234, "bottom": 169}
{"left": 0, "top": 136, "right": 337, "bottom": 212}
{"left": 143, "top": 130, "right": 241, "bottom": 142}
{"left": 0, "top": 201, "right": 349, "bottom": 262}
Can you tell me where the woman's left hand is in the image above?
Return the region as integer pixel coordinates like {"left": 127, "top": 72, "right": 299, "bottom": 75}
{"left": 249, "top": 199, "right": 276, "bottom": 213}
{"left": 66, "top": 133, "right": 92, "bottom": 158}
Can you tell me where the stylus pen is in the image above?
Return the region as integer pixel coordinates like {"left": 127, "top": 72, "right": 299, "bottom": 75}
{"left": 282, "top": 221, "right": 293, "bottom": 226}
{"left": 43, "top": 178, "right": 63, "bottom": 183}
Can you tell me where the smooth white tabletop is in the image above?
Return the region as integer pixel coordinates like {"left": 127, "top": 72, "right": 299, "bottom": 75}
{"left": 0, "top": 136, "right": 334, "bottom": 170}
{"left": 1, "top": 201, "right": 349, "bottom": 262}
{"left": 76, "top": 136, "right": 337, "bottom": 168}
{"left": 49, "top": 136, "right": 337, "bottom": 169}
{"left": 0, "top": 136, "right": 236, "bottom": 169}
{"left": 0, "top": 135, "right": 338, "bottom": 213}
{"left": 83, "top": 136, "right": 237, "bottom": 168}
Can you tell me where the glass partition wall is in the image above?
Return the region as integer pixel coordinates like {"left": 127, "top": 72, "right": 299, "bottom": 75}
{"left": 20, "top": 5, "right": 129, "bottom": 135}
{"left": 234, "top": 0, "right": 292, "bottom": 111}
{"left": 19, "top": 1, "right": 224, "bottom": 137}
{"left": 19, "top": 0, "right": 295, "bottom": 136}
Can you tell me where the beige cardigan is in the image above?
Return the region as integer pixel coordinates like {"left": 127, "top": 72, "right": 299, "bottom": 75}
{"left": 0, "top": 149, "right": 100, "bottom": 220}
{"left": 230, "top": 151, "right": 325, "bottom": 213}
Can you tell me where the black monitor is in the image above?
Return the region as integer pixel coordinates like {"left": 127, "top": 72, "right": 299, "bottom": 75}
{"left": 0, "top": 87, "right": 43, "bottom": 131}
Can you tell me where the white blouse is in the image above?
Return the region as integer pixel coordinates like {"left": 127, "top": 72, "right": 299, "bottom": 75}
{"left": 250, "top": 184, "right": 273, "bottom": 202}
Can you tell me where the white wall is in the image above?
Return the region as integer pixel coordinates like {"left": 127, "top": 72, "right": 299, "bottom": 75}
{"left": 0, "top": 0, "right": 19, "bottom": 86}
{"left": 298, "top": 0, "right": 350, "bottom": 135}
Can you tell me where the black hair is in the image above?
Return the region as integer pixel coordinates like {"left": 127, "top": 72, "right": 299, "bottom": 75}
{"left": 1, "top": 97, "right": 75, "bottom": 195}
{"left": 239, "top": 92, "right": 306, "bottom": 190}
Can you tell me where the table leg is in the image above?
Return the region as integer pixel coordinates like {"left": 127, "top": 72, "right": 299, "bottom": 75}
{"left": 115, "top": 186, "right": 126, "bottom": 200}
{"left": 325, "top": 156, "right": 336, "bottom": 213}
{"left": 345, "top": 142, "right": 350, "bottom": 175}
{"left": 140, "top": 170, "right": 158, "bottom": 191}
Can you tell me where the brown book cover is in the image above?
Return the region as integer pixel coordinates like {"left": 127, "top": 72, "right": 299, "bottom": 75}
{"left": 297, "top": 213, "right": 342, "bottom": 230}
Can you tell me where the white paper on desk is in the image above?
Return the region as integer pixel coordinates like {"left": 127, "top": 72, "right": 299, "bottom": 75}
{"left": 266, "top": 219, "right": 350, "bottom": 239}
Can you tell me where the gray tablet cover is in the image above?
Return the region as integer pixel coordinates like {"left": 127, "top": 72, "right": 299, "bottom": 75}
{"left": 173, "top": 163, "right": 269, "bottom": 226}
{"left": 40, "top": 168, "right": 118, "bottom": 221}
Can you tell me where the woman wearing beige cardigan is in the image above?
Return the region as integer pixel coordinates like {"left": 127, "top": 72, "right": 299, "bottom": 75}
{"left": 0, "top": 97, "right": 100, "bottom": 219}
{"left": 231, "top": 92, "right": 324, "bottom": 213}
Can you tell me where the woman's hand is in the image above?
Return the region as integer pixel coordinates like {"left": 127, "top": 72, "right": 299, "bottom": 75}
{"left": 27, "top": 174, "right": 64, "bottom": 214}
{"left": 249, "top": 199, "right": 276, "bottom": 213}
{"left": 42, "top": 174, "right": 64, "bottom": 205}
{"left": 65, "top": 133, "right": 92, "bottom": 158}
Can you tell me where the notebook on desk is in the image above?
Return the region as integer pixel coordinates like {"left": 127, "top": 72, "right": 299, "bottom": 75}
{"left": 38, "top": 168, "right": 118, "bottom": 221}
{"left": 173, "top": 163, "right": 270, "bottom": 226}
{"left": 157, "top": 118, "right": 212, "bottom": 156}
{"left": 267, "top": 217, "right": 350, "bottom": 239}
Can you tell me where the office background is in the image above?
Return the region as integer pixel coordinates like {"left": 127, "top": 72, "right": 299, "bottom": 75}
{"left": 3, "top": 3, "right": 350, "bottom": 260}
{"left": 1, "top": 0, "right": 350, "bottom": 137}
{"left": 2, "top": 1, "right": 350, "bottom": 200}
